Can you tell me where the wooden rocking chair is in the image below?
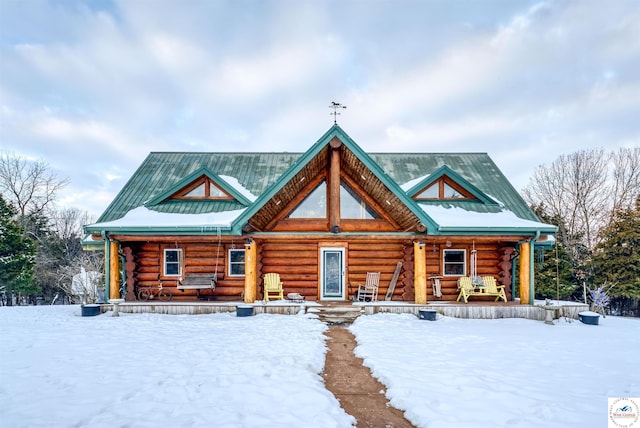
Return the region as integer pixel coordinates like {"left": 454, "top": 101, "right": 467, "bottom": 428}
{"left": 263, "top": 273, "right": 284, "bottom": 302}
{"left": 353, "top": 272, "right": 381, "bottom": 302}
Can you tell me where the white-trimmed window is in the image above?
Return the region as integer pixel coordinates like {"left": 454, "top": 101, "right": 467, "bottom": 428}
{"left": 443, "top": 249, "right": 466, "bottom": 276}
{"left": 228, "top": 248, "right": 246, "bottom": 276}
{"left": 164, "top": 248, "right": 182, "bottom": 276}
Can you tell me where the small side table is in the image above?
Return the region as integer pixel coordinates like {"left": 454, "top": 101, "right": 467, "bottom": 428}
{"left": 108, "top": 298, "right": 125, "bottom": 317}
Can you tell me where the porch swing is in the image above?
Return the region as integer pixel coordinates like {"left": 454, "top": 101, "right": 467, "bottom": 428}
{"left": 177, "top": 227, "right": 220, "bottom": 298}
{"left": 457, "top": 241, "right": 507, "bottom": 302}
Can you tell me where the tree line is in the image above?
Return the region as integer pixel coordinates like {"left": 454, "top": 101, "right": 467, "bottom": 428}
{"left": 0, "top": 152, "right": 103, "bottom": 305}
{"left": 1, "top": 148, "right": 638, "bottom": 314}
{"left": 524, "top": 147, "right": 640, "bottom": 316}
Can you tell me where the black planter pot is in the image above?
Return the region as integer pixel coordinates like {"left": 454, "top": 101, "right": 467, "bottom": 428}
{"left": 236, "top": 305, "right": 254, "bottom": 317}
{"left": 81, "top": 304, "right": 101, "bottom": 317}
{"left": 418, "top": 309, "right": 437, "bottom": 321}
{"left": 579, "top": 311, "right": 600, "bottom": 325}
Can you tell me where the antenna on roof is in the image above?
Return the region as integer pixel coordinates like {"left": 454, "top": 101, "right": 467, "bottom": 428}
{"left": 329, "top": 101, "right": 347, "bottom": 125}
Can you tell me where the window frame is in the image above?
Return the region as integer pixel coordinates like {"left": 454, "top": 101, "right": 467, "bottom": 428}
{"left": 173, "top": 176, "right": 233, "bottom": 200}
{"left": 163, "top": 248, "right": 183, "bottom": 277}
{"left": 415, "top": 176, "right": 474, "bottom": 200}
{"left": 443, "top": 249, "right": 466, "bottom": 276}
{"left": 227, "top": 248, "right": 246, "bottom": 277}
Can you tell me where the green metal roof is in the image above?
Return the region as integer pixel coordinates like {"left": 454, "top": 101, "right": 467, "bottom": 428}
{"left": 96, "top": 152, "right": 301, "bottom": 223}
{"left": 371, "top": 152, "right": 540, "bottom": 221}
{"left": 90, "top": 126, "right": 551, "bottom": 236}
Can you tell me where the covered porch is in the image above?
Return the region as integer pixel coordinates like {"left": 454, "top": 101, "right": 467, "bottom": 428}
{"left": 96, "top": 299, "right": 589, "bottom": 322}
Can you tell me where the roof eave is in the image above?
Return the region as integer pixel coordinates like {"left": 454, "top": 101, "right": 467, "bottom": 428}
{"left": 436, "top": 226, "right": 558, "bottom": 235}
{"left": 84, "top": 225, "right": 238, "bottom": 236}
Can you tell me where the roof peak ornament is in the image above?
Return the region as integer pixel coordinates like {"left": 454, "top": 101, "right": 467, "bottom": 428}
{"left": 329, "top": 101, "right": 347, "bottom": 125}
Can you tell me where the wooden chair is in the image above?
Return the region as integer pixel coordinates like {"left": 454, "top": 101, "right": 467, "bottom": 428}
{"left": 263, "top": 273, "right": 284, "bottom": 302}
{"left": 457, "top": 276, "right": 508, "bottom": 303}
{"left": 353, "top": 272, "right": 380, "bottom": 302}
{"left": 481, "top": 276, "right": 507, "bottom": 302}
{"left": 456, "top": 276, "right": 476, "bottom": 303}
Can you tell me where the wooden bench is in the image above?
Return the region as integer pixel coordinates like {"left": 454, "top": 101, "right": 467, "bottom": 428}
{"left": 456, "top": 276, "right": 507, "bottom": 303}
{"left": 178, "top": 274, "right": 218, "bottom": 299}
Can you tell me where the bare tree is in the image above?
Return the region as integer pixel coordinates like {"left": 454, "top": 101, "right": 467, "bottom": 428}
{"left": 51, "top": 207, "right": 94, "bottom": 260}
{"left": 523, "top": 148, "right": 609, "bottom": 252}
{"left": 57, "top": 252, "right": 105, "bottom": 304}
{"left": 0, "top": 151, "right": 70, "bottom": 218}
{"left": 610, "top": 147, "right": 640, "bottom": 215}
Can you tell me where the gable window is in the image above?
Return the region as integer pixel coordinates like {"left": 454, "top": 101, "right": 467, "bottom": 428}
{"left": 340, "top": 180, "right": 380, "bottom": 219}
{"left": 288, "top": 181, "right": 327, "bottom": 218}
{"left": 228, "top": 248, "right": 246, "bottom": 276}
{"left": 443, "top": 249, "right": 466, "bottom": 276}
{"left": 164, "top": 249, "right": 183, "bottom": 276}
{"left": 415, "top": 177, "right": 473, "bottom": 200}
{"left": 175, "top": 176, "right": 232, "bottom": 200}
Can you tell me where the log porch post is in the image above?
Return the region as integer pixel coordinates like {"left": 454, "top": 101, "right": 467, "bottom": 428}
{"left": 109, "top": 240, "right": 120, "bottom": 300}
{"left": 244, "top": 239, "right": 257, "bottom": 303}
{"left": 329, "top": 140, "right": 341, "bottom": 232}
{"left": 519, "top": 241, "right": 531, "bottom": 305}
{"left": 414, "top": 241, "right": 427, "bottom": 305}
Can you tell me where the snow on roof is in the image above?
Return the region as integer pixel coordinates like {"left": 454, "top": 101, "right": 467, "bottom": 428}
{"left": 219, "top": 175, "right": 257, "bottom": 202}
{"left": 422, "top": 204, "right": 553, "bottom": 229}
{"left": 89, "top": 206, "right": 246, "bottom": 229}
{"left": 400, "top": 175, "right": 429, "bottom": 191}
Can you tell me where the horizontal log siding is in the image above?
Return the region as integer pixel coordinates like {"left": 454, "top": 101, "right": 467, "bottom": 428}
{"left": 259, "top": 239, "right": 409, "bottom": 301}
{"left": 347, "top": 241, "right": 408, "bottom": 300}
{"left": 124, "top": 237, "right": 514, "bottom": 303}
{"left": 426, "top": 242, "right": 507, "bottom": 302}
{"left": 132, "top": 242, "right": 243, "bottom": 301}
{"left": 259, "top": 241, "right": 319, "bottom": 299}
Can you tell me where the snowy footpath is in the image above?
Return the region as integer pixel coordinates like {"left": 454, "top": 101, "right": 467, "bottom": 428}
{"left": 1, "top": 305, "right": 638, "bottom": 428}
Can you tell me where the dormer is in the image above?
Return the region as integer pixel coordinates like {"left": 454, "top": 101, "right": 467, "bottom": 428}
{"left": 406, "top": 165, "right": 497, "bottom": 205}
{"left": 145, "top": 166, "right": 253, "bottom": 207}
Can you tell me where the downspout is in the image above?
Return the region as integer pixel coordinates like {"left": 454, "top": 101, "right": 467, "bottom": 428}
{"left": 511, "top": 246, "right": 518, "bottom": 301}
{"left": 102, "top": 231, "right": 110, "bottom": 303}
{"left": 529, "top": 231, "right": 540, "bottom": 305}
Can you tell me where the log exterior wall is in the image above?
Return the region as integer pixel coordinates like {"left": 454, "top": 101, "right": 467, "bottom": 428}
{"left": 120, "top": 236, "right": 515, "bottom": 303}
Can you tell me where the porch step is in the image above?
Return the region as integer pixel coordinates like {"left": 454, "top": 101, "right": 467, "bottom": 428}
{"left": 311, "top": 305, "right": 364, "bottom": 325}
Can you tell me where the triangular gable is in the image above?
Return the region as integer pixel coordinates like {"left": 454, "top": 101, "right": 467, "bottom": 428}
{"left": 145, "top": 166, "right": 253, "bottom": 207}
{"left": 406, "top": 165, "right": 498, "bottom": 205}
{"left": 231, "top": 125, "right": 439, "bottom": 234}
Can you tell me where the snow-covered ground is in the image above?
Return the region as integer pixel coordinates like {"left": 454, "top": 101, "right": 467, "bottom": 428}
{"left": 1, "top": 305, "right": 638, "bottom": 428}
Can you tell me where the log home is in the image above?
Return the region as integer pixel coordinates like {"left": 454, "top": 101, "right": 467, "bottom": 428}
{"left": 84, "top": 125, "right": 556, "bottom": 305}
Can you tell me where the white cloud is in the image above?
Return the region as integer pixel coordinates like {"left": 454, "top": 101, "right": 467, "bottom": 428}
{"left": 0, "top": 0, "right": 638, "bottom": 216}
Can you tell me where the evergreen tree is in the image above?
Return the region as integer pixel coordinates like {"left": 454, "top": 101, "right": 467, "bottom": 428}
{"left": 535, "top": 244, "right": 577, "bottom": 301}
{"left": 0, "top": 195, "right": 36, "bottom": 304}
{"left": 531, "top": 203, "right": 580, "bottom": 300}
{"left": 591, "top": 197, "right": 640, "bottom": 315}
{"left": 22, "top": 211, "right": 65, "bottom": 303}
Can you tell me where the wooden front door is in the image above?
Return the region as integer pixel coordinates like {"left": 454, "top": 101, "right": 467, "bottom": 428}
{"left": 320, "top": 247, "right": 346, "bottom": 300}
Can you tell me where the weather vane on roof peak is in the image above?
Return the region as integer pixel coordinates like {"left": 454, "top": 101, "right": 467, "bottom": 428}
{"left": 329, "top": 101, "right": 347, "bottom": 125}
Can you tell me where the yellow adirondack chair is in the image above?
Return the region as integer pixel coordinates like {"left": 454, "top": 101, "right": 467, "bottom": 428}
{"left": 481, "top": 276, "right": 507, "bottom": 302}
{"left": 263, "top": 273, "right": 284, "bottom": 302}
{"left": 354, "top": 272, "right": 381, "bottom": 302}
{"left": 456, "top": 276, "right": 476, "bottom": 303}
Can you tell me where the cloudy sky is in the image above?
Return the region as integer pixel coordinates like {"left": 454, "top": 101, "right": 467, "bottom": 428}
{"left": 1, "top": 0, "right": 639, "bottom": 219}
